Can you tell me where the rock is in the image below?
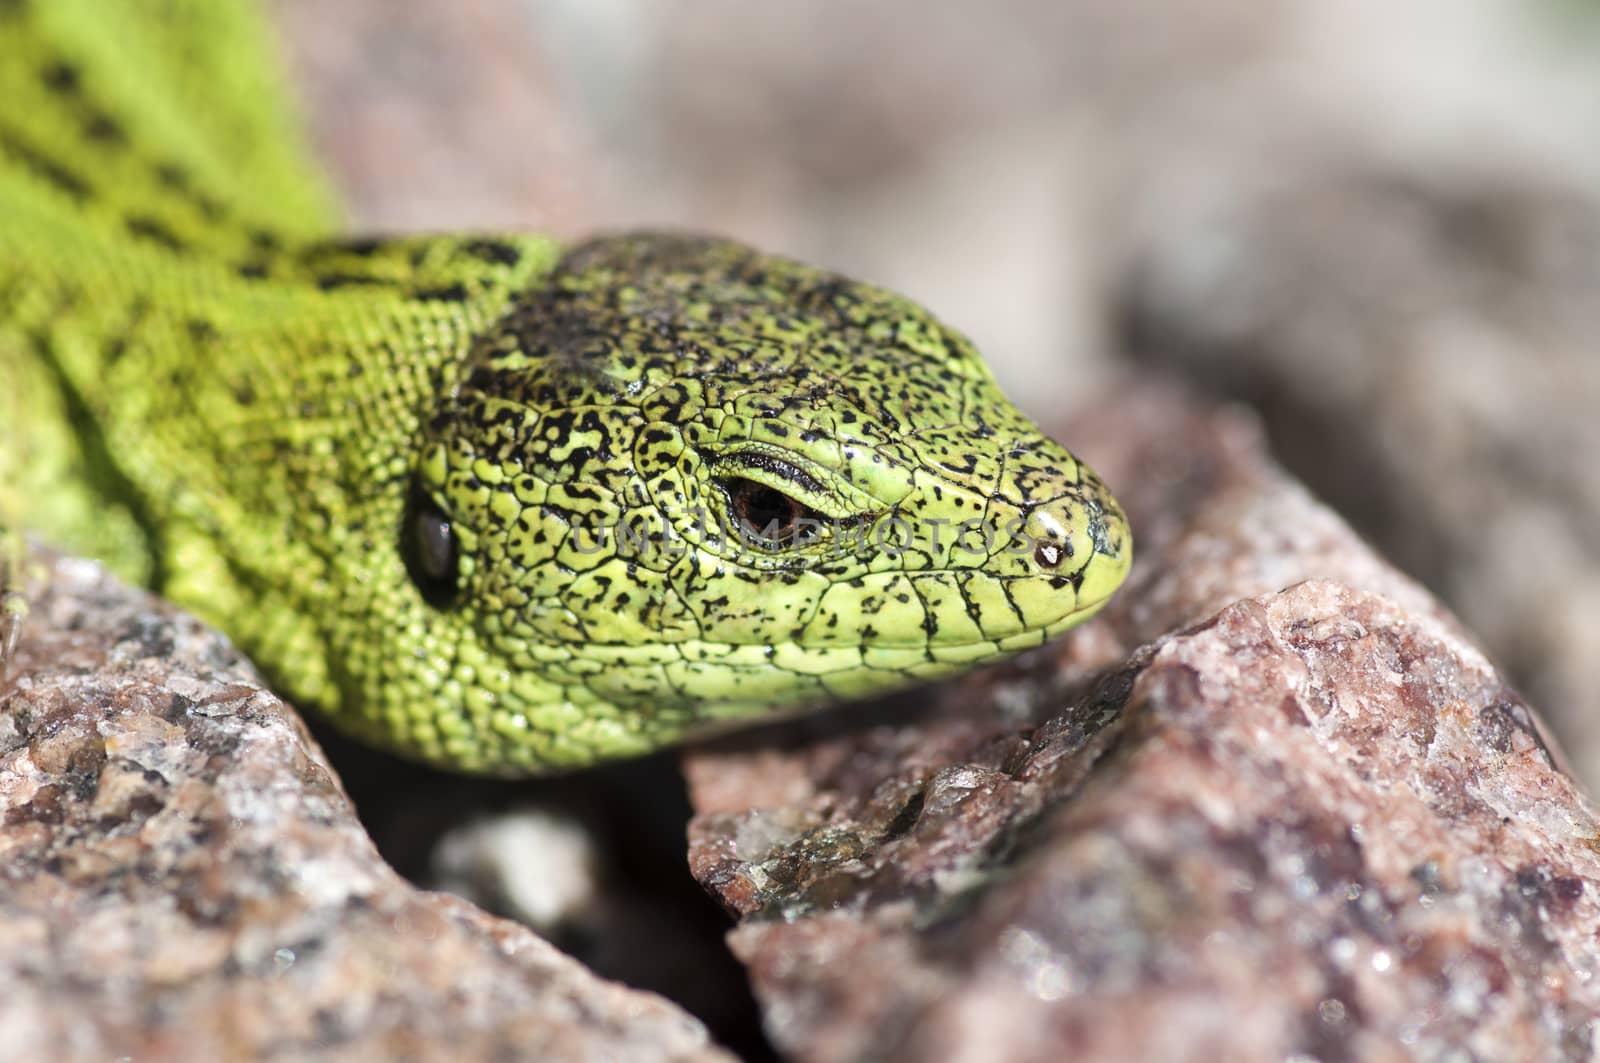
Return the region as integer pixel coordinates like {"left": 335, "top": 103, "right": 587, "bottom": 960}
{"left": 0, "top": 557, "right": 729, "bottom": 1063}
{"left": 270, "top": 0, "right": 605, "bottom": 236}
{"left": 685, "top": 383, "right": 1600, "bottom": 1062}
{"left": 1122, "top": 166, "right": 1600, "bottom": 790}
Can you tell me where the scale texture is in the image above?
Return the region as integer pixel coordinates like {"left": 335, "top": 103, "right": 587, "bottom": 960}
{"left": 0, "top": 0, "right": 1129, "bottom": 772}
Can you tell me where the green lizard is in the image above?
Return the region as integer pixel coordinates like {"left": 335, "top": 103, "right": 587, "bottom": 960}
{"left": 0, "top": 0, "right": 1131, "bottom": 774}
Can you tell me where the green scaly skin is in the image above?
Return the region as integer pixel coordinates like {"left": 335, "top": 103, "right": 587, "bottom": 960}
{"left": 0, "top": 0, "right": 1132, "bottom": 773}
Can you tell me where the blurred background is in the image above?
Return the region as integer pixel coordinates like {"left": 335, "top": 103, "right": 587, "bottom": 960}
{"left": 271, "top": 0, "right": 1600, "bottom": 810}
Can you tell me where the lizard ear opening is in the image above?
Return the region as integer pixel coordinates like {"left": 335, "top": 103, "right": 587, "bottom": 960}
{"left": 402, "top": 487, "right": 459, "bottom": 608}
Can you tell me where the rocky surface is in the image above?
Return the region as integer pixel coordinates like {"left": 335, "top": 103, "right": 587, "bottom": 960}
{"left": 0, "top": 557, "right": 729, "bottom": 1063}
{"left": 685, "top": 385, "right": 1600, "bottom": 1062}
{"left": 271, "top": 0, "right": 604, "bottom": 236}
{"left": 1123, "top": 166, "right": 1600, "bottom": 791}
{"left": 11, "top": 384, "right": 1595, "bottom": 1063}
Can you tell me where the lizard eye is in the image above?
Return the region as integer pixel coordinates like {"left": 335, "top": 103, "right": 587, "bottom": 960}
{"left": 726, "top": 478, "right": 821, "bottom": 548}
{"left": 403, "top": 489, "right": 459, "bottom": 606}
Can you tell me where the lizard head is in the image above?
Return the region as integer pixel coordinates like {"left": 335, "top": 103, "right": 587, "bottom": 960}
{"left": 387, "top": 234, "right": 1130, "bottom": 771}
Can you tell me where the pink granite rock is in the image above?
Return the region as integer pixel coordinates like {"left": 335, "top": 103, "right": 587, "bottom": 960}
{"left": 0, "top": 557, "right": 729, "bottom": 1063}
{"left": 686, "top": 384, "right": 1600, "bottom": 1062}
{"left": 1123, "top": 168, "right": 1600, "bottom": 789}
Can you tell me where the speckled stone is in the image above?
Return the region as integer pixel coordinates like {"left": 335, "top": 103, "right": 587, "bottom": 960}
{"left": 1123, "top": 169, "right": 1600, "bottom": 790}
{"left": 686, "top": 384, "right": 1600, "bottom": 1062}
{"left": 0, "top": 557, "right": 728, "bottom": 1063}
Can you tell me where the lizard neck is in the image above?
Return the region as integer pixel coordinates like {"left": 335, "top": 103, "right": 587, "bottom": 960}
{"left": 3, "top": 216, "right": 561, "bottom": 708}
{"left": 0, "top": 0, "right": 567, "bottom": 718}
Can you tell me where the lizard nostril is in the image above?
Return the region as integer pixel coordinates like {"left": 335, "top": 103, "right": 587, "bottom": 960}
{"left": 1033, "top": 540, "right": 1064, "bottom": 570}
